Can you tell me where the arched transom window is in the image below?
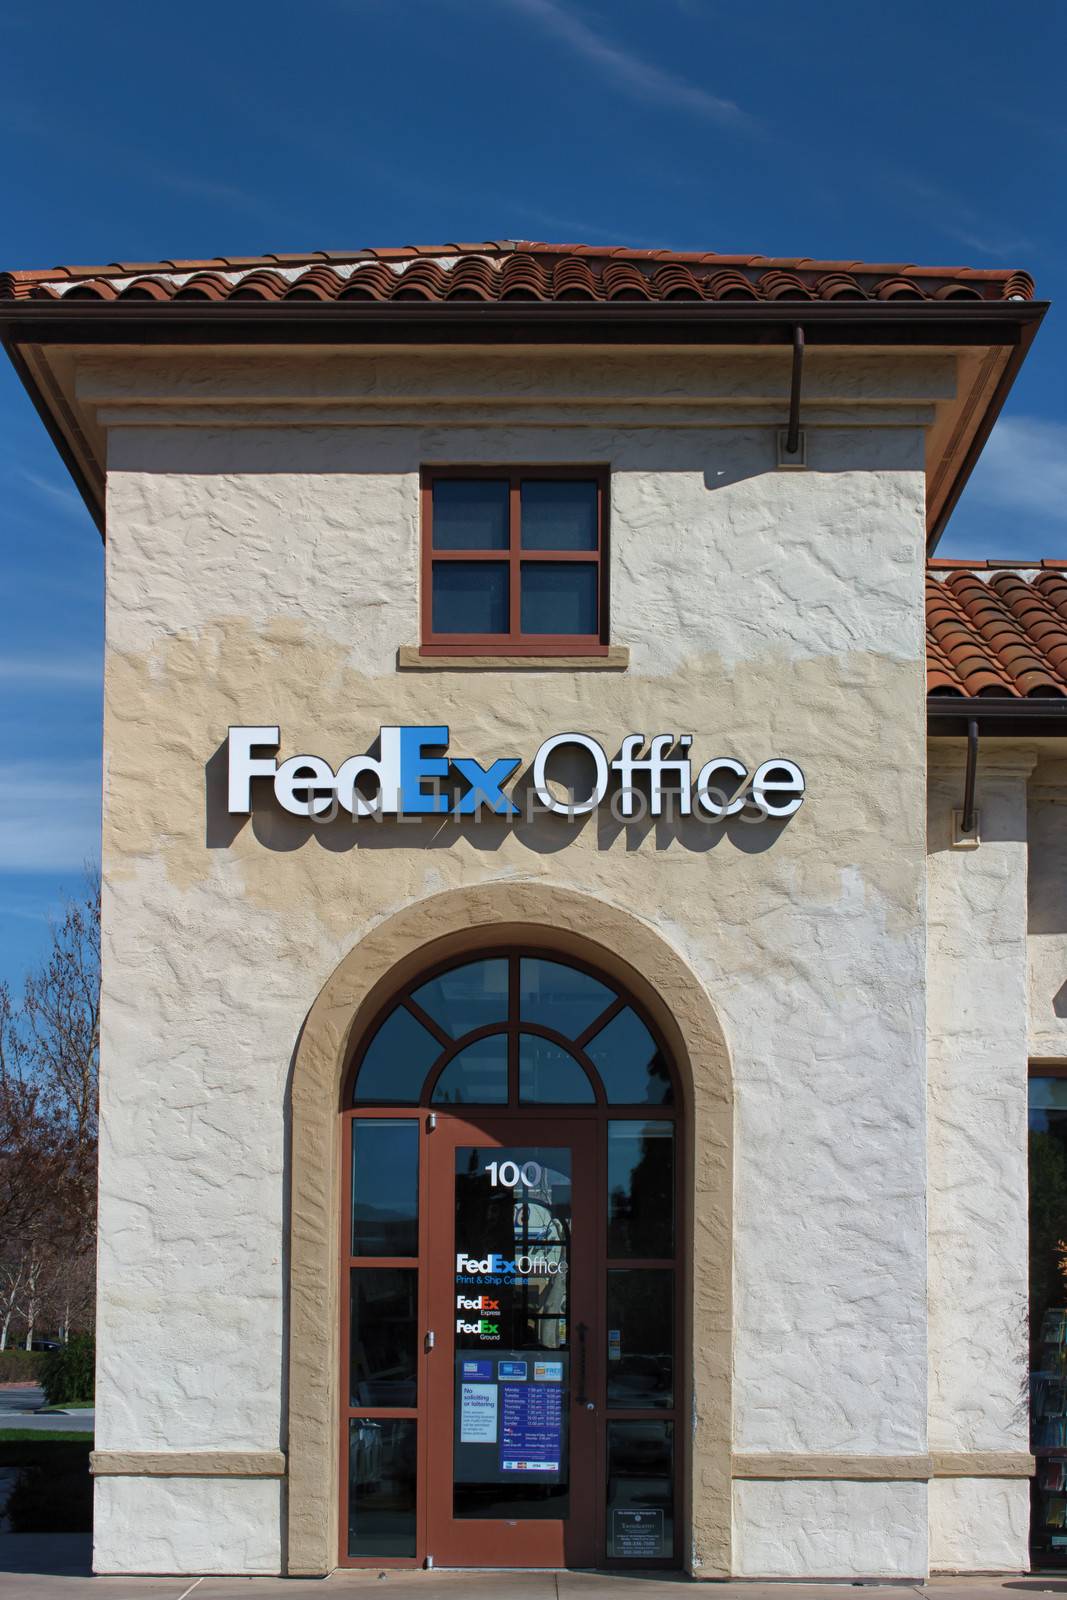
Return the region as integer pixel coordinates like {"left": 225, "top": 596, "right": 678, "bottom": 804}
{"left": 350, "top": 953, "right": 675, "bottom": 1108}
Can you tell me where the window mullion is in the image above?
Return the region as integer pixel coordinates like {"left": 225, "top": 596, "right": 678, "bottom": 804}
{"left": 509, "top": 475, "right": 521, "bottom": 644}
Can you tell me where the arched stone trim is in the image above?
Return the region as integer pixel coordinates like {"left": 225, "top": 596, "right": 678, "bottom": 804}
{"left": 286, "top": 883, "right": 733, "bottom": 1577}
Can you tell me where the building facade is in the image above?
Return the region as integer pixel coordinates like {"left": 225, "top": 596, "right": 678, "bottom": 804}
{"left": 1, "top": 241, "right": 1061, "bottom": 1579}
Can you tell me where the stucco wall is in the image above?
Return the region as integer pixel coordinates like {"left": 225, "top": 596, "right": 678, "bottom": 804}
{"left": 733, "top": 1480, "right": 929, "bottom": 1578}
{"left": 926, "top": 749, "right": 1033, "bottom": 1572}
{"left": 1029, "top": 757, "right": 1067, "bottom": 1059}
{"left": 92, "top": 348, "right": 931, "bottom": 1575}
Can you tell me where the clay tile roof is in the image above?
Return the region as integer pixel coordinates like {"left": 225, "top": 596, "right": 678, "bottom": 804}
{"left": 172, "top": 272, "right": 233, "bottom": 301}
{"left": 0, "top": 239, "right": 1038, "bottom": 306}
{"left": 926, "top": 564, "right": 1067, "bottom": 697}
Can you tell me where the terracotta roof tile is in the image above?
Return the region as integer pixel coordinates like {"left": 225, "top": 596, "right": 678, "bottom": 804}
{"left": 927, "top": 566, "right": 1067, "bottom": 698}
{"left": 0, "top": 239, "right": 1037, "bottom": 305}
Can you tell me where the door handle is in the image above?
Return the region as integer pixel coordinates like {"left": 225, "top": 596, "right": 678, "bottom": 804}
{"left": 575, "top": 1321, "right": 593, "bottom": 1409}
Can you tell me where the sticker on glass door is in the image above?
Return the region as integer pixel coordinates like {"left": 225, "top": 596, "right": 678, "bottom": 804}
{"left": 452, "top": 1147, "right": 571, "bottom": 1519}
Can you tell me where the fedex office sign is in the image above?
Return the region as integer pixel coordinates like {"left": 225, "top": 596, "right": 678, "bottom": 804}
{"left": 226, "top": 725, "right": 805, "bottom": 822}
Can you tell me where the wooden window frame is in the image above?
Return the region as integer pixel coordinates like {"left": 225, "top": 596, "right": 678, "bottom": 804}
{"left": 420, "top": 466, "right": 610, "bottom": 657}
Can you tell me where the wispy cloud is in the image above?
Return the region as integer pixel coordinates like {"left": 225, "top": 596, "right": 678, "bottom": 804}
{"left": 969, "top": 417, "right": 1067, "bottom": 526}
{"left": 938, "top": 224, "right": 1035, "bottom": 260}
{"left": 894, "top": 177, "right": 1035, "bottom": 260}
{"left": 0, "top": 656, "right": 101, "bottom": 689}
{"left": 501, "top": 0, "right": 750, "bottom": 127}
{"left": 150, "top": 170, "right": 291, "bottom": 224}
{"left": 0, "top": 762, "right": 100, "bottom": 873}
{"left": 504, "top": 204, "right": 665, "bottom": 248}
{"left": 18, "top": 470, "right": 86, "bottom": 519}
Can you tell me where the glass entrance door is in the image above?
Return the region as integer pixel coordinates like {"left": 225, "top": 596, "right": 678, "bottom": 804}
{"left": 425, "top": 1117, "right": 599, "bottom": 1567}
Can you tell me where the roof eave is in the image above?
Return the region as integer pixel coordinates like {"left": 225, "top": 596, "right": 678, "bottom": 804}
{"left": 1, "top": 297, "right": 1046, "bottom": 544}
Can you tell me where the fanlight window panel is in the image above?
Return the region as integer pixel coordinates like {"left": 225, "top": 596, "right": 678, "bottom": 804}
{"left": 351, "top": 954, "right": 674, "bottom": 1108}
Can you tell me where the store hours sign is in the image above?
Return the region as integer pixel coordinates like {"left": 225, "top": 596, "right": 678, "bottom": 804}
{"left": 226, "top": 725, "right": 805, "bottom": 824}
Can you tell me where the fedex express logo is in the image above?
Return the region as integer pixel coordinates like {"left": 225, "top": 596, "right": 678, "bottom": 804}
{"left": 226, "top": 725, "right": 805, "bottom": 823}
{"left": 457, "top": 1294, "right": 499, "bottom": 1337}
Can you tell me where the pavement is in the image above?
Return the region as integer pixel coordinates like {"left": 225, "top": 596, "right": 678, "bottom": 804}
{"left": 0, "top": 1386, "right": 94, "bottom": 1433}
{"left": 2, "top": 1549, "right": 1067, "bottom": 1600}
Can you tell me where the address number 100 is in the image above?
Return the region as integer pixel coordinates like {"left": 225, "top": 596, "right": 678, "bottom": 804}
{"left": 487, "top": 1160, "right": 543, "bottom": 1189}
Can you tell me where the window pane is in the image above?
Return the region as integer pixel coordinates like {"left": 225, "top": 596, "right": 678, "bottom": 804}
{"left": 519, "top": 1033, "right": 595, "bottom": 1103}
{"left": 433, "top": 479, "right": 509, "bottom": 549}
{"left": 348, "top": 1417, "right": 418, "bottom": 1558}
{"left": 432, "top": 1034, "right": 508, "bottom": 1104}
{"left": 413, "top": 959, "right": 509, "bottom": 1037}
{"left": 455, "top": 1146, "right": 571, "bottom": 1351}
{"left": 519, "top": 958, "right": 615, "bottom": 1038}
{"left": 586, "top": 1008, "right": 673, "bottom": 1105}
{"left": 607, "top": 1269, "right": 673, "bottom": 1408}
{"left": 352, "top": 1119, "right": 419, "bottom": 1257}
{"left": 1030, "top": 1078, "right": 1067, "bottom": 1112}
{"left": 350, "top": 1268, "right": 418, "bottom": 1406}
{"left": 521, "top": 480, "right": 598, "bottom": 550}
{"left": 432, "top": 561, "right": 508, "bottom": 634}
{"left": 1029, "top": 1076, "right": 1067, "bottom": 1564}
{"left": 354, "top": 1007, "right": 441, "bottom": 1104}
{"left": 606, "top": 1421, "right": 674, "bottom": 1560}
{"left": 608, "top": 1122, "right": 674, "bottom": 1258}
{"left": 453, "top": 1146, "right": 572, "bottom": 1521}
{"left": 520, "top": 562, "right": 597, "bottom": 636}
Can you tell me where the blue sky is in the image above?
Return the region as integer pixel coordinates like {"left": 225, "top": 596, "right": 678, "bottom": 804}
{"left": 1, "top": 0, "right": 1064, "bottom": 989}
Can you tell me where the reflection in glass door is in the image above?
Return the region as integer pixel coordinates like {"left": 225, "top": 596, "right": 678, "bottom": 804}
{"left": 426, "top": 1120, "right": 598, "bottom": 1568}
{"left": 452, "top": 1146, "right": 571, "bottom": 1520}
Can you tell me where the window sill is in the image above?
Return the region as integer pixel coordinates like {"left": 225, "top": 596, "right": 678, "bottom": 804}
{"left": 397, "top": 645, "right": 629, "bottom": 672}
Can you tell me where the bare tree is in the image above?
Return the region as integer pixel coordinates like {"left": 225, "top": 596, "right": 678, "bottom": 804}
{"left": 0, "top": 1256, "right": 25, "bottom": 1350}
{"left": 23, "top": 878, "right": 100, "bottom": 1245}
{"left": 0, "top": 874, "right": 100, "bottom": 1342}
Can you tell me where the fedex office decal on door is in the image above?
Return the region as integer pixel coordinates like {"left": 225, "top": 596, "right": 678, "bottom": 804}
{"left": 226, "top": 725, "right": 805, "bottom": 824}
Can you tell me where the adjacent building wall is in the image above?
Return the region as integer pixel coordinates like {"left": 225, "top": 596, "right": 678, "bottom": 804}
{"left": 927, "top": 747, "right": 1034, "bottom": 1572}
{"left": 89, "top": 347, "right": 932, "bottom": 1575}
{"left": 1029, "top": 756, "right": 1067, "bottom": 1061}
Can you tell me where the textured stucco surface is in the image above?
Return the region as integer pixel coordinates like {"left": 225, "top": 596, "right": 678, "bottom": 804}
{"left": 93, "top": 1476, "right": 283, "bottom": 1574}
{"left": 1028, "top": 758, "right": 1067, "bottom": 1058}
{"left": 731, "top": 1480, "right": 929, "bottom": 1577}
{"left": 928, "top": 1478, "right": 1030, "bottom": 1573}
{"left": 926, "top": 749, "right": 1033, "bottom": 1572}
{"left": 92, "top": 350, "right": 932, "bottom": 1575}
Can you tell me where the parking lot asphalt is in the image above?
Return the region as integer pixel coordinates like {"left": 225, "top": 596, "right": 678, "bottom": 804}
{"left": 0, "top": 1386, "right": 94, "bottom": 1433}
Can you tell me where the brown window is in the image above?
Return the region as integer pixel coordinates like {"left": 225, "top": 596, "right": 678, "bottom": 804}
{"left": 421, "top": 467, "right": 609, "bottom": 656}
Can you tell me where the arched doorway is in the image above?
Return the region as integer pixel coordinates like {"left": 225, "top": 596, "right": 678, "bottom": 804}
{"left": 340, "top": 948, "right": 683, "bottom": 1570}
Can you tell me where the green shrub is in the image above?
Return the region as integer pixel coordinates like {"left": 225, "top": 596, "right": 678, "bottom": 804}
{"left": 0, "top": 1347, "right": 46, "bottom": 1383}
{"left": 39, "top": 1333, "right": 95, "bottom": 1407}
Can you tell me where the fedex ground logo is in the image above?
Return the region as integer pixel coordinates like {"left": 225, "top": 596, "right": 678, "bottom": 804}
{"left": 457, "top": 1295, "right": 500, "bottom": 1337}
{"left": 226, "top": 725, "right": 805, "bottom": 824}
{"left": 456, "top": 1317, "right": 500, "bottom": 1336}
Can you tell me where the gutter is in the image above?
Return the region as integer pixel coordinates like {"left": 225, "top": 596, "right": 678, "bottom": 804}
{"left": 927, "top": 697, "right": 1067, "bottom": 739}
{"left": 0, "top": 296, "right": 1044, "bottom": 345}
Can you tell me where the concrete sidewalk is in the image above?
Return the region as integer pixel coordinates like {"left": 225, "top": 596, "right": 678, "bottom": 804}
{"left": 3, "top": 1544, "right": 1067, "bottom": 1600}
